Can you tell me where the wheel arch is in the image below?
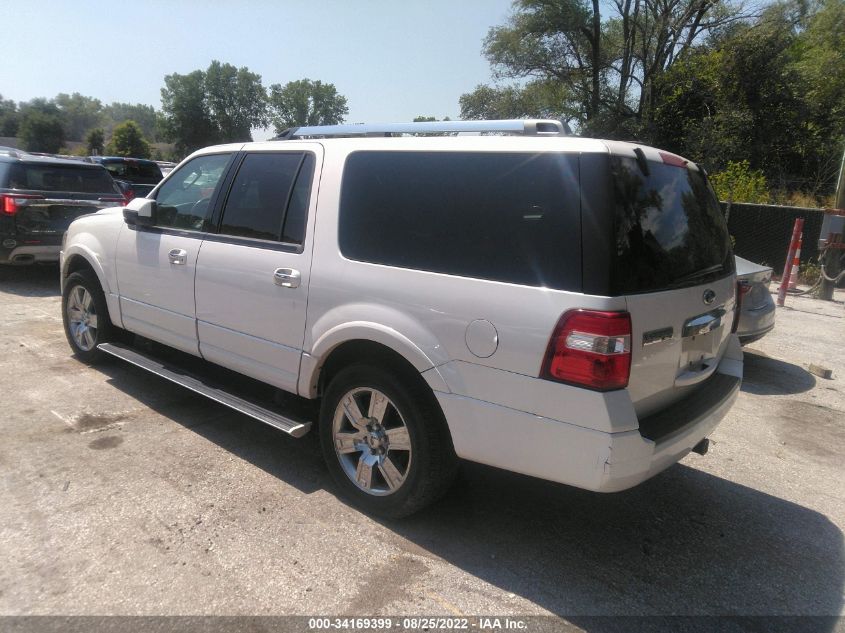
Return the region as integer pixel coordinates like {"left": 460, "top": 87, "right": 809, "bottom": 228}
{"left": 300, "top": 329, "right": 451, "bottom": 400}
{"left": 61, "top": 246, "right": 121, "bottom": 329}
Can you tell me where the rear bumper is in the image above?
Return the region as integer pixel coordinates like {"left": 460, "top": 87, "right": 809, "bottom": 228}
{"left": 737, "top": 299, "right": 776, "bottom": 344}
{"left": 436, "top": 353, "right": 742, "bottom": 493}
{"left": 0, "top": 242, "right": 62, "bottom": 264}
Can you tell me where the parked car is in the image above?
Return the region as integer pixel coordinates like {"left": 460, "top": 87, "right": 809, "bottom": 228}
{"left": 60, "top": 120, "right": 743, "bottom": 517}
{"left": 735, "top": 255, "right": 776, "bottom": 344}
{"left": 1, "top": 150, "right": 124, "bottom": 265}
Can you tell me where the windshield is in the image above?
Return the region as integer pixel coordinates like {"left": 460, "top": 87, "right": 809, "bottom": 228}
{"left": 610, "top": 156, "right": 733, "bottom": 294}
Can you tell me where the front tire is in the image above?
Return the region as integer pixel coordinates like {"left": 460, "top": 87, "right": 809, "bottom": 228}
{"left": 319, "top": 364, "right": 458, "bottom": 518}
{"left": 62, "top": 270, "right": 114, "bottom": 364}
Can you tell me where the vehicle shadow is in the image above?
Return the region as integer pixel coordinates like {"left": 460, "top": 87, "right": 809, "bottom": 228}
{"left": 385, "top": 462, "right": 843, "bottom": 622}
{"left": 94, "top": 358, "right": 843, "bottom": 625}
{"left": 94, "top": 358, "right": 326, "bottom": 495}
{"left": 741, "top": 350, "right": 816, "bottom": 395}
{"left": 0, "top": 263, "right": 61, "bottom": 297}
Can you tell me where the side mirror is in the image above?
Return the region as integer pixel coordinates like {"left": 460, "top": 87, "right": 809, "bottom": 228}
{"left": 123, "top": 196, "right": 156, "bottom": 227}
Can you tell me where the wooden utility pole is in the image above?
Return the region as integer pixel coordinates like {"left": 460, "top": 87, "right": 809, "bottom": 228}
{"left": 819, "top": 149, "right": 845, "bottom": 300}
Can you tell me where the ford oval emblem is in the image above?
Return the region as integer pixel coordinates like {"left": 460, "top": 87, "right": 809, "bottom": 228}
{"left": 703, "top": 289, "right": 716, "bottom": 305}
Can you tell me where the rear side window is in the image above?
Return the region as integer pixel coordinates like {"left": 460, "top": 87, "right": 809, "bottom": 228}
{"left": 8, "top": 163, "right": 117, "bottom": 194}
{"left": 339, "top": 151, "right": 581, "bottom": 290}
{"left": 611, "top": 157, "right": 733, "bottom": 294}
{"left": 218, "top": 152, "right": 313, "bottom": 244}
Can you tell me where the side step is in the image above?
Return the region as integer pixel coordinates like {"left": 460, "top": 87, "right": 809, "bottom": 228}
{"left": 98, "top": 342, "right": 312, "bottom": 438}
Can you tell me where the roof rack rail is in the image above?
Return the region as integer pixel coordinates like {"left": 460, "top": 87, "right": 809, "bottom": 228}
{"left": 272, "top": 119, "right": 570, "bottom": 140}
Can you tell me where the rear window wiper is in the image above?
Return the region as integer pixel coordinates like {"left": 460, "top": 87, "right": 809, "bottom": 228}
{"left": 668, "top": 264, "right": 724, "bottom": 288}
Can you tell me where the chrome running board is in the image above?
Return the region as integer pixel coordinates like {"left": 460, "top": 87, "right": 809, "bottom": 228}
{"left": 98, "top": 342, "right": 312, "bottom": 438}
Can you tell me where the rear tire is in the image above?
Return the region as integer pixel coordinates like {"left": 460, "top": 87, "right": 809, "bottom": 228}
{"left": 62, "top": 270, "right": 114, "bottom": 364}
{"left": 319, "top": 364, "right": 458, "bottom": 518}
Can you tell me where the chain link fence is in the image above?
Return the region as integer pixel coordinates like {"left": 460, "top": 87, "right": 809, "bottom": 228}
{"left": 721, "top": 202, "right": 826, "bottom": 277}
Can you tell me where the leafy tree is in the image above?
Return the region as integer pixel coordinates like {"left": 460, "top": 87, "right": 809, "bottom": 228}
{"left": 0, "top": 95, "right": 18, "bottom": 137}
{"left": 103, "top": 102, "right": 160, "bottom": 141}
{"left": 161, "top": 61, "right": 268, "bottom": 154}
{"left": 709, "top": 160, "right": 770, "bottom": 203}
{"left": 106, "top": 120, "right": 151, "bottom": 158}
{"left": 86, "top": 128, "right": 105, "bottom": 155}
{"left": 55, "top": 92, "right": 104, "bottom": 141}
{"left": 459, "top": 81, "right": 573, "bottom": 121}
{"left": 204, "top": 60, "right": 268, "bottom": 141}
{"left": 268, "top": 79, "right": 348, "bottom": 132}
{"left": 160, "top": 69, "right": 218, "bottom": 155}
{"left": 18, "top": 109, "right": 64, "bottom": 153}
{"left": 470, "top": 0, "right": 747, "bottom": 136}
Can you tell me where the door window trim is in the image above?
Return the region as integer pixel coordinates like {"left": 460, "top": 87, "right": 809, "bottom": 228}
{"left": 205, "top": 149, "right": 316, "bottom": 254}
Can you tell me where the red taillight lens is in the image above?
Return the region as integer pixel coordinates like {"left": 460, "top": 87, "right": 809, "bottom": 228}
{"left": 541, "top": 310, "right": 632, "bottom": 391}
{"left": 732, "top": 281, "right": 752, "bottom": 333}
{"left": 1, "top": 193, "right": 43, "bottom": 216}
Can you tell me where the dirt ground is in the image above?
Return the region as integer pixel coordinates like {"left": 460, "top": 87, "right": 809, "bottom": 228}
{"left": 0, "top": 265, "right": 842, "bottom": 628}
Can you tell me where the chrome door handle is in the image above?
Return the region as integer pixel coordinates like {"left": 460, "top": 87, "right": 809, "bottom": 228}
{"left": 274, "top": 268, "right": 301, "bottom": 288}
{"left": 168, "top": 248, "right": 187, "bottom": 265}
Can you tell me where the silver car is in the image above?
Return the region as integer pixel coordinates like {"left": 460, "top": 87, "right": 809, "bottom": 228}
{"left": 736, "top": 256, "right": 776, "bottom": 345}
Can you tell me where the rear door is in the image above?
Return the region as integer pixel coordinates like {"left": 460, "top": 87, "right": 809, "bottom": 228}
{"left": 194, "top": 145, "right": 320, "bottom": 392}
{"left": 115, "top": 152, "right": 235, "bottom": 355}
{"left": 601, "top": 151, "right": 737, "bottom": 416}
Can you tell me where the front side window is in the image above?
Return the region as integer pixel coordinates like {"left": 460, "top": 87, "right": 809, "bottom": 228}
{"left": 218, "top": 152, "right": 313, "bottom": 244}
{"left": 154, "top": 154, "right": 231, "bottom": 230}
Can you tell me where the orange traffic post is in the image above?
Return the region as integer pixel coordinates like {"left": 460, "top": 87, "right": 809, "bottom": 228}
{"left": 777, "top": 217, "right": 804, "bottom": 306}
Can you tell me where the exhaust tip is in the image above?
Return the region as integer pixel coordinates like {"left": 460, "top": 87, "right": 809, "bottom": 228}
{"left": 692, "top": 438, "right": 710, "bottom": 456}
{"left": 12, "top": 254, "right": 35, "bottom": 264}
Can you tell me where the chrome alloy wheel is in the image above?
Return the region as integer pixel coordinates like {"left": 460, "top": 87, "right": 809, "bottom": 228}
{"left": 66, "top": 286, "right": 98, "bottom": 352}
{"left": 332, "top": 387, "right": 412, "bottom": 496}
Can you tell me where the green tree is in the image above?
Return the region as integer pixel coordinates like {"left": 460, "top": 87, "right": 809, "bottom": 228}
{"left": 55, "top": 92, "right": 104, "bottom": 141}
{"left": 106, "top": 120, "right": 151, "bottom": 158}
{"left": 18, "top": 109, "right": 64, "bottom": 153}
{"left": 459, "top": 81, "right": 572, "bottom": 121}
{"left": 103, "top": 102, "right": 160, "bottom": 141}
{"left": 268, "top": 79, "right": 348, "bottom": 133}
{"left": 470, "top": 0, "right": 746, "bottom": 136}
{"left": 86, "top": 128, "right": 105, "bottom": 155}
{"left": 709, "top": 160, "right": 770, "bottom": 203}
{"left": 160, "top": 69, "right": 218, "bottom": 155}
{"left": 0, "top": 95, "right": 18, "bottom": 137}
{"left": 204, "top": 60, "right": 268, "bottom": 141}
{"left": 160, "top": 61, "right": 268, "bottom": 154}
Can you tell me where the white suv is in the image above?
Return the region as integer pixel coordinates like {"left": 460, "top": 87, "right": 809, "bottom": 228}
{"left": 60, "top": 120, "right": 743, "bottom": 517}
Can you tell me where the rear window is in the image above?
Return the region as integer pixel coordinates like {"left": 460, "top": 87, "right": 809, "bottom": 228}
{"left": 102, "top": 160, "right": 162, "bottom": 183}
{"left": 611, "top": 157, "right": 733, "bottom": 294}
{"left": 7, "top": 163, "right": 118, "bottom": 194}
{"left": 339, "top": 151, "right": 581, "bottom": 290}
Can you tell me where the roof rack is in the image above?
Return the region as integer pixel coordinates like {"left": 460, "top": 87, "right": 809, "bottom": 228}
{"left": 272, "top": 119, "right": 570, "bottom": 140}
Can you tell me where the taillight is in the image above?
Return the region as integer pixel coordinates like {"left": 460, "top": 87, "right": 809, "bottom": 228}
{"left": 541, "top": 310, "right": 632, "bottom": 391}
{"left": 1, "top": 193, "right": 43, "bottom": 216}
{"left": 732, "top": 281, "right": 752, "bottom": 333}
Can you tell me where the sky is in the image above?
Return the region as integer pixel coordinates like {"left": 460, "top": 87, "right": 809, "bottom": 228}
{"left": 2, "top": 0, "right": 516, "bottom": 140}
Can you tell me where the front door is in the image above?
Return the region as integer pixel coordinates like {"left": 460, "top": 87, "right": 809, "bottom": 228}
{"left": 194, "top": 146, "right": 321, "bottom": 392}
{"left": 115, "top": 152, "right": 235, "bottom": 355}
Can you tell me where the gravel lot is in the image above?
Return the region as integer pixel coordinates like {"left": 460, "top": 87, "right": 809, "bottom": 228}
{"left": 0, "top": 265, "right": 843, "bottom": 626}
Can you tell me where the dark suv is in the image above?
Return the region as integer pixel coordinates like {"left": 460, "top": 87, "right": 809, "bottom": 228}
{"left": 0, "top": 150, "right": 124, "bottom": 265}
{"left": 91, "top": 157, "right": 163, "bottom": 202}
